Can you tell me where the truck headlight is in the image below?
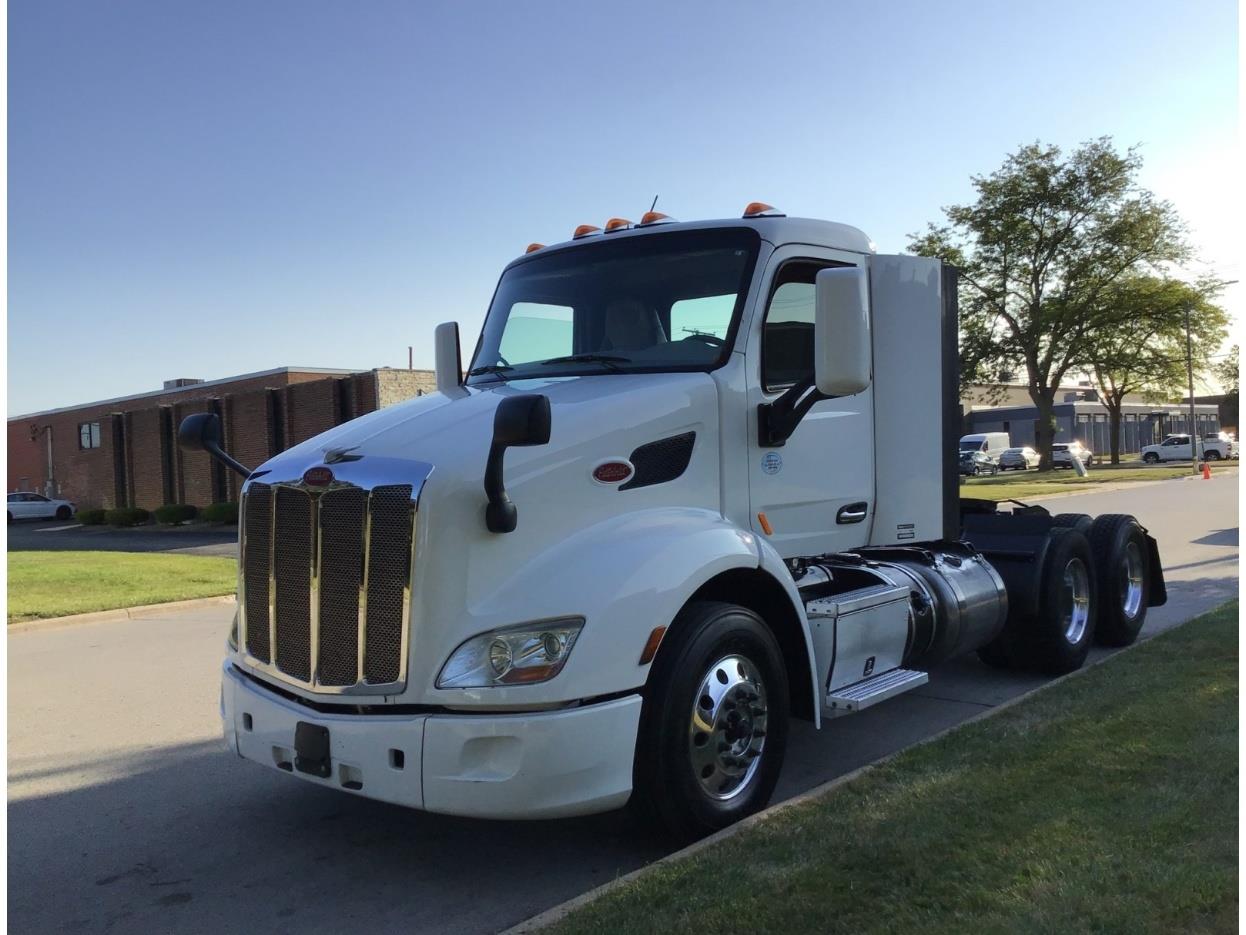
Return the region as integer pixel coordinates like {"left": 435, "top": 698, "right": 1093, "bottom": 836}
{"left": 436, "top": 619, "right": 583, "bottom": 689}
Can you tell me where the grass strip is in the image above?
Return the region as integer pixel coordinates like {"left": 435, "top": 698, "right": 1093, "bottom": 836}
{"left": 550, "top": 601, "right": 1238, "bottom": 935}
{"left": 962, "top": 465, "right": 1197, "bottom": 501}
{"left": 7, "top": 550, "right": 236, "bottom": 622}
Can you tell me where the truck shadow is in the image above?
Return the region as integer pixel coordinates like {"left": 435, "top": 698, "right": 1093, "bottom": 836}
{"left": 7, "top": 575, "right": 1236, "bottom": 935}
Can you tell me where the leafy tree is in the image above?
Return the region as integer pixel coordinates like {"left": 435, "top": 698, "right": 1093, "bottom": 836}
{"left": 1081, "top": 276, "right": 1227, "bottom": 463}
{"left": 910, "top": 139, "right": 1189, "bottom": 469}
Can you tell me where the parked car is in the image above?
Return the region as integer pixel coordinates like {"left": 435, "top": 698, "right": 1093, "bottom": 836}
{"left": 959, "top": 450, "right": 999, "bottom": 476}
{"left": 1052, "top": 441, "right": 1094, "bottom": 469}
{"left": 997, "top": 446, "right": 1040, "bottom": 471}
{"left": 7, "top": 492, "right": 76, "bottom": 522}
{"left": 1140, "top": 434, "right": 1234, "bottom": 463}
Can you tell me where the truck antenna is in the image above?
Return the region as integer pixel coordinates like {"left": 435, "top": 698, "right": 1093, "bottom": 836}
{"left": 649, "top": 194, "right": 659, "bottom": 213}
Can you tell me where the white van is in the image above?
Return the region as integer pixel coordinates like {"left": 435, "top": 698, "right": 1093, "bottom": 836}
{"left": 959, "top": 432, "right": 1011, "bottom": 460}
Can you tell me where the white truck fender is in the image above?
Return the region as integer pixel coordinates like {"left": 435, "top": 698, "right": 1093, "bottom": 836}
{"left": 444, "top": 508, "right": 768, "bottom": 706}
{"left": 754, "top": 534, "right": 823, "bottom": 729}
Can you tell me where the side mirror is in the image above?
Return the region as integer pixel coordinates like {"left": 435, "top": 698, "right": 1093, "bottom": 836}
{"left": 177, "top": 412, "right": 251, "bottom": 478}
{"left": 814, "top": 267, "right": 871, "bottom": 397}
{"left": 484, "top": 395, "right": 552, "bottom": 533}
{"left": 435, "top": 321, "right": 469, "bottom": 399}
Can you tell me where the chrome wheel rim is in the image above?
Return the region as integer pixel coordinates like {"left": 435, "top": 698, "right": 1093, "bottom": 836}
{"left": 1061, "top": 557, "right": 1092, "bottom": 644}
{"left": 688, "top": 654, "right": 768, "bottom": 801}
{"left": 1121, "top": 540, "right": 1144, "bottom": 620}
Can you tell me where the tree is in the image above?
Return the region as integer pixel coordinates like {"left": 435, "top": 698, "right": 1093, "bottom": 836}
{"left": 1081, "top": 276, "right": 1228, "bottom": 463}
{"left": 909, "top": 139, "right": 1189, "bottom": 469}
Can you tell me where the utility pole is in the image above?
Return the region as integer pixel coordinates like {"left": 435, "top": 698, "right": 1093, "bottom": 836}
{"left": 1185, "top": 302, "right": 1199, "bottom": 474}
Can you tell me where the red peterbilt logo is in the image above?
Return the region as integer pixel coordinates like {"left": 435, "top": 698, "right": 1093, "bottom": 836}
{"left": 592, "top": 461, "right": 633, "bottom": 484}
{"left": 303, "top": 466, "right": 334, "bottom": 486}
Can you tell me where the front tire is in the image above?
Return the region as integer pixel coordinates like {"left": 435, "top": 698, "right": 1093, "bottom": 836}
{"left": 632, "top": 601, "right": 789, "bottom": 842}
{"left": 55, "top": 506, "right": 72, "bottom": 520}
{"left": 1142, "top": 452, "right": 1159, "bottom": 464}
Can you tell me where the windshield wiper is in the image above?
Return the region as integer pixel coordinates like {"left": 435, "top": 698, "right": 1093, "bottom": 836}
{"left": 466, "top": 364, "right": 514, "bottom": 380}
{"left": 539, "top": 353, "right": 632, "bottom": 373}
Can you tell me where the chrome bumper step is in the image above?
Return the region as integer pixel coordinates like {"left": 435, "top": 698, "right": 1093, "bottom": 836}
{"left": 826, "top": 668, "right": 928, "bottom": 717}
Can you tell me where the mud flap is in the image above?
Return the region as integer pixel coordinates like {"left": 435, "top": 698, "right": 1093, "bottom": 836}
{"left": 1145, "top": 534, "right": 1167, "bottom": 607}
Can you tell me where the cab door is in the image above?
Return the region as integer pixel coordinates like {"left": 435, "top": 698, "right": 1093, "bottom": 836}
{"left": 745, "top": 247, "right": 874, "bottom": 558}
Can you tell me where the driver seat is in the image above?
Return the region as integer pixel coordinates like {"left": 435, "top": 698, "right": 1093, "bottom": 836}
{"left": 601, "top": 298, "right": 668, "bottom": 352}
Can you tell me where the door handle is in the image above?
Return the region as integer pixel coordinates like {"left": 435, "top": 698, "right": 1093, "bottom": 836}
{"left": 837, "top": 502, "right": 868, "bottom": 524}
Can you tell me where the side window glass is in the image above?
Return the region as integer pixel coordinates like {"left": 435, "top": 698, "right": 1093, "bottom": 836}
{"left": 496, "top": 303, "right": 573, "bottom": 366}
{"left": 762, "top": 265, "right": 818, "bottom": 391}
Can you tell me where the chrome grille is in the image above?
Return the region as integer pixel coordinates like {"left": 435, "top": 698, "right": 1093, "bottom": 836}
{"left": 242, "top": 484, "right": 272, "bottom": 663}
{"left": 316, "top": 488, "right": 366, "bottom": 686}
{"left": 239, "top": 474, "right": 417, "bottom": 694}
{"left": 273, "top": 487, "right": 313, "bottom": 682}
{"left": 363, "top": 485, "right": 414, "bottom": 684}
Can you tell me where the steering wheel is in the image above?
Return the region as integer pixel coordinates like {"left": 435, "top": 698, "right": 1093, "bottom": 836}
{"left": 681, "top": 332, "right": 725, "bottom": 347}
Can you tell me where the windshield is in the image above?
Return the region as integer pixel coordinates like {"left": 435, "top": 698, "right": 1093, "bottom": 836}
{"left": 959, "top": 440, "right": 984, "bottom": 452}
{"left": 467, "top": 228, "right": 760, "bottom": 383}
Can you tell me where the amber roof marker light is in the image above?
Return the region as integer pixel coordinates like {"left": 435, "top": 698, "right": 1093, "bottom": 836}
{"left": 604, "top": 217, "right": 633, "bottom": 233}
{"left": 743, "top": 202, "right": 786, "bottom": 218}
{"left": 573, "top": 224, "right": 602, "bottom": 239}
{"left": 525, "top": 243, "right": 545, "bottom": 254}
{"left": 639, "top": 211, "right": 676, "bottom": 226}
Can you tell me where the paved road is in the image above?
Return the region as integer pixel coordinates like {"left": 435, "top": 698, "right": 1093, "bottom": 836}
{"left": 8, "top": 475, "right": 1238, "bottom": 934}
{"left": 6, "top": 521, "right": 237, "bottom": 556}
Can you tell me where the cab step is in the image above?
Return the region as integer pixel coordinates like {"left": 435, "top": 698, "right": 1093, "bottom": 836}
{"left": 826, "top": 668, "right": 928, "bottom": 717}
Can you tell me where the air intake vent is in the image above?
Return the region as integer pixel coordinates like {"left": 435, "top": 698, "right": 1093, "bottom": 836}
{"left": 620, "top": 432, "right": 696, "bottom": 491}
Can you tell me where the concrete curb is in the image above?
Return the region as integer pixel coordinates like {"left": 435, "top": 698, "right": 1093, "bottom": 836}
{"left": 501, "top": 612, "right": 1197, "bottom": 934}
{"left": 8, "top": 594, "right": 236, "bottom": 633}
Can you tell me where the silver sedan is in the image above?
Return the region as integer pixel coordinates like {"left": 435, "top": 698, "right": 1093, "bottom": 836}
{"left": 997, "top": 446, "right": 1040, "bottom": 471}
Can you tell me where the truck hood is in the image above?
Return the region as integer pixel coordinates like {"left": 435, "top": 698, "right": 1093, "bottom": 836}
{"left": 251, "top": 371, "right": 720, "bottom": 509}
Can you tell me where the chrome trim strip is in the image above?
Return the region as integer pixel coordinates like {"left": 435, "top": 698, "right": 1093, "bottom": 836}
{"left": 357, "top": 490, "right": 372, "bottom": 685}
{"left": 267, "top": 488, "right": 277, "bottom": 667}
{"left": 308, "top": 492, "right": 321, "bottom": 685}
{"left": 237, "top": 494, "right": 248, "bottom": 654}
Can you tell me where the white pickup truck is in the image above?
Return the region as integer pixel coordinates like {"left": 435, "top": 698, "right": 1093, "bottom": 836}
{"left": 181, "top": 204, "right": 1166, "bottom": 840}
{"left": 1141, "top": 433, "right": 1235, "bottom": 463}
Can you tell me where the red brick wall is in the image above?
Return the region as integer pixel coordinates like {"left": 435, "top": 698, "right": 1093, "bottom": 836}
{"left": 8, "top": 368, "right": 433, "bottom": 510}
{"left": 125, "top": 407, "right": 170, "bottom": 509}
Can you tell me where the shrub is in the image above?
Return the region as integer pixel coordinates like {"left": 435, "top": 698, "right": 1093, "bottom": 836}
{"left": 200, "top": 501, "right": 239, "bottom": 524}
{"left": 154, "top": 503, "right": 199, "bottom": 526}
{"left": 78, "top": 509, "right": 107, "bottom": 526}
{"left": 105, "top": 507, "right": 150, "bottom": 527}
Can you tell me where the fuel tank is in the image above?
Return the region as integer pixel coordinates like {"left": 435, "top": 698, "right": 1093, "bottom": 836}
{"left": 797, "top": 541, "right": 1008, "bottom": 667}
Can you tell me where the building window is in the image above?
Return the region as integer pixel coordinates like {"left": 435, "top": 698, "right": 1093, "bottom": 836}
{"left": 78, "top": 421, "right": 101, "bottom": 450}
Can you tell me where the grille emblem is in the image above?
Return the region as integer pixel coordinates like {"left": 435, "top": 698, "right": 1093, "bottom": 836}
{"left": 303, "top": 466, "right": 334, "bottom": 487}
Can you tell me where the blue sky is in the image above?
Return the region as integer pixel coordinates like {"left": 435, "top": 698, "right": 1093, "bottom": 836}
{"left": 7, "top": 0, "right": 1240, "bottom": 415}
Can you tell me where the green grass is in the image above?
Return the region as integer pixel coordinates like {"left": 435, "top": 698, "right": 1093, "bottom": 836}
{"left": 963, "top": 464, "right": 1197, "bottom": 501}
{"left": 551, "top": 601, "right": 1239, "bottom": 935}
{"left": 7, "top": 551, "right": 237, "bottom": 622}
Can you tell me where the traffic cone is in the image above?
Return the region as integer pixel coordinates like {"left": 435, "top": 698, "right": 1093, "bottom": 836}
{"left": 1202, "top": 461, "right": 1212, "bottom": 480}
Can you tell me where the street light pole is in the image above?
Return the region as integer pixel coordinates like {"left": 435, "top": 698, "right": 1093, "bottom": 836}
{"left": 1185, "top": 301, "right": 1199, "bottom": 475}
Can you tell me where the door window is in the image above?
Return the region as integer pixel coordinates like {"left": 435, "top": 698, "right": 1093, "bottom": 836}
{"left": 762, "top": 261, "right": 848, "bottom": 391}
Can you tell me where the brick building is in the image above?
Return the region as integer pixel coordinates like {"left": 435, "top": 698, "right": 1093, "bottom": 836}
{"left": 7, "top": 367, "right": 436, "bottom": 510}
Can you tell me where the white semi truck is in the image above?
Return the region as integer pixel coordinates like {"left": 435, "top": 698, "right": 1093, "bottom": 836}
{"left": 183, "top": 204, "right": 1166, "bottom": 840}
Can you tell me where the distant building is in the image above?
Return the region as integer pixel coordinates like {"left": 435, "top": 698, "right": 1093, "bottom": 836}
{"left": 963, "top": 384, "right": 1221, "bottom": 454}
{"left": 7, "top": 366, "right": 436, "bottom": 510}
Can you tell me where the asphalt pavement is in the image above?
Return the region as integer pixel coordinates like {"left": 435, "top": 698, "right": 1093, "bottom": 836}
{"left": 7, "top": 473, "right": 1239, "bottom": 934}
{"left": 6, "top": 521, "right": 237, "bottom": 556}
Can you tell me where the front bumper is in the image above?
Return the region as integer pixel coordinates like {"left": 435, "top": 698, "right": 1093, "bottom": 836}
{"left": 221, "top": 663, "right": 642, "bottom": 819}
